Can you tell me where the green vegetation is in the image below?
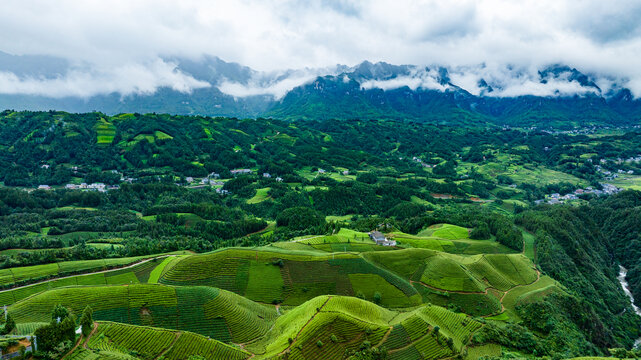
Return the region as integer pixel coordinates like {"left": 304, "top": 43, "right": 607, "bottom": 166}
{"left": 72, "top": 321, "right": 249, "bottom": 360}
{"left": 0, "top": 111, "right": 640, "bottom": 358}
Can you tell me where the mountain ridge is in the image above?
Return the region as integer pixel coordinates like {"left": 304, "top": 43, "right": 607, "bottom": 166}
{"left": 0, "top": 53, "right": 639, "bottom": 128}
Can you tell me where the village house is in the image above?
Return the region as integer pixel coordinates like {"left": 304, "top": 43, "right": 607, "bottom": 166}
{"left": 231, "top": 169, "right": 252, "bottom": 175}
{"left": 368, "top": 231, "right": 397, "bottom": 246}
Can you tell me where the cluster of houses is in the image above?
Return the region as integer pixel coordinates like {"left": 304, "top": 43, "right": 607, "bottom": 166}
{"left": 182, "top": 169, "right": 284, "bottom": 195}
{"left": 315, "top": 168, "right": 349, "bottom": 177}
{"left": 592, "top": 159, "right": 637, "bottom": 180}
{"left": 536, "top": 183, "right": 621, "bottom": 205}
{"left": 36, "top": 183, "right": 120, "bottom": 192}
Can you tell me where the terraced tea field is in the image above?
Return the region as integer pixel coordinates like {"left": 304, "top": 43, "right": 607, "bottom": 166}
{"left": 2, "top": 223, "right": 567, "bottom": 359}
{"left": 69, "top": 322, "right": 250, "bottom": 359}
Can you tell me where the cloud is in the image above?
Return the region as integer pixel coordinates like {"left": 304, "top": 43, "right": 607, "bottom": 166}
{"left": 217, "top": 67, "right": 342, "bottom": 99}
{"left": 360, "top": 68, "right": 448, "bottom": 92}
{"left": 0, "top": 0, "right": 640, "bottom": 97}
{"left": 0, "top": 59, "right": 210, "bottom": 98}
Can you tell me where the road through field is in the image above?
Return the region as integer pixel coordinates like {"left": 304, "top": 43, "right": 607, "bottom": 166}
{"left": 0, "top": 255, "right": 175, "bottom": 295}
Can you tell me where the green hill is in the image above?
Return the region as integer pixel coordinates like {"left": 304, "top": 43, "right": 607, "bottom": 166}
{"left": 159, "top": 248, "right": 422, "bottom": 307}
{"left": 68, "top": 321, "right": 250, "bottom": 360}
{"left": 10, "top": 284, "right": 277, "bottom": 343}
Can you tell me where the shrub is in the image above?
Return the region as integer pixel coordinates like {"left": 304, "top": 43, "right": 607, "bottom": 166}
{"left": 373, "top": 292, "right": 382, "bottom": 304}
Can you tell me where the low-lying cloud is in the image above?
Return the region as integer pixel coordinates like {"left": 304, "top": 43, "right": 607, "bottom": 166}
{"left": 217, "top": 67, "right": 343, "bottom": 100}
{"left": 0, "top": 59, "right": 210, "bottom": 98}
{"left": 0, "top": 0, "right": 640, "bottom": 98}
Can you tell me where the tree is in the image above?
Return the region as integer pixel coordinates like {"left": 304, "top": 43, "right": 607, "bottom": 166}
{"left": 51, "top": 304, "right": 70, "bottom": 323}
{"left": 80, "top": 305, "right": 93, "bottom": 337}
{"left": 1, "top": 313, "right": 15, "bottom": 335}
{"left": 373, "top": 292, "right": 382, "bottom": 304}
{"left": 470, "top": 223, "right": 491, "bottom": 240}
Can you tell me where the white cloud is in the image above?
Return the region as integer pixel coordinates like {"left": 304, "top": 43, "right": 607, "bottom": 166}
{"left": 360, "top": 68, "right": 447, "bottom": 92}
{"left": 217, "top": 67, "right": 342, "bottom": 99}
{"left": 0, "top": 0, "right": 640, "bottom": 97}
{"left": 0, "top": 59, "right": 210, "bottom": 98}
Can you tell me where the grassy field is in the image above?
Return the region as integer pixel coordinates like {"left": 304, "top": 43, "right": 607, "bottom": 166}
{"left": 0, "top": 256, "right": 187, "bottom": 305}
{"left": 391, "top": 230, "right": 515, "bottom": 255}
{"left": 417, "top": 224, "right": 470, "bottom": 239}
{"left": 0, "top": 228, "right": 568, "bottom": 358}
{"left": 95, "top": 118, "right": 116, "bottom": 145}
{"left": 501, "top": 276, "right": 565, "bottom": 319}
{"left": 362, "top": 248, "right": 539, "bottom": 316}
{"left": 247, "top": 187, "right": 271, "bottom": 204}
{"left": 0, "top": 256, "right": 148, "bottom": 288}
{"left": 607, "top": 175, "right": 641, "bottom": 190}
{"left": 10, "top": 284, "right": 277, "bottom": 343}
{"left": 459, "top": 159, "right": 588, "bottom": 187}
{"left": 244, "top": 295, "right": 480, "bottom": 359}
{"left": 158, "top": 247, "right": 420, "bottom": 307}
{"left": 57, "top": 295, "right": 487, "bottom": 359}
{"left": 521, "top": 229, "right": 536, "bottom": 260}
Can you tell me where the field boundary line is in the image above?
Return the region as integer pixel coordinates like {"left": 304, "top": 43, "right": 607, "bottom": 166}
{"left": 0, "top": 255, "right": 174, "bottom": 296}
{"left": 83, "top": 322, "right": 99, "bottom": 349}
{"left": 61, "top": 329, "right": 86, "bottom": 360}
{"left": 277, "top": 296, "right": 332, "bottom": 356}
{"left": 375, "top": 326, "right": 393, "bottom": 347}
{"left": 154, "top": 331, "right": 182, "bottom": 360}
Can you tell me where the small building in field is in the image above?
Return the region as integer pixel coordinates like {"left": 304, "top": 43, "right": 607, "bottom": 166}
{"left": 369, "top": 231, "right": 396, "bottom": 246}
{"left": 231, "top": 169, "right": 252, "bottom": 176}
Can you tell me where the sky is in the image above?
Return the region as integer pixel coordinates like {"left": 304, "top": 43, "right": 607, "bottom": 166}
{"left": 1, "top": 0, "right": 640, "bottom": 98}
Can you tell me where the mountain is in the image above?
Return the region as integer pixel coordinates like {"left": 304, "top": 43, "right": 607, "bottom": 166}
{"left": 0, "top": 52, "right": 640, "bottom": 128}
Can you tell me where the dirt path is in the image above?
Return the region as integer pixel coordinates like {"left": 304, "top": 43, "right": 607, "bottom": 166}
{"left": 154, "top": 332, "right": 182, "bottom": 360}
{"left": 458, "top": 323, "right": 486, "bottom": 357}
{"left": 375, "top": 326, "right": 393, "bottom": 348}
{"left": 277, "top": 296, "right": 332, "bottom": 356}
{"left": 0, "top": 255, "right": 174, "bottom": 294}
{"left": 61, "top": 333, "right": 85, "bottom": 360}
{"left": 485, "top": 268, "right": 542, "bottom": 316}
{"left": 387, "top": 328, "right": 432, "bottom": 354}
{"left": 411, "top": 267, "right": 542, "bottom": 317}
{"left": 409, "top": 279, "right": 492, "bottom": 295}
{"left": 83, "top": 322, "right": 99, "bottom": 348}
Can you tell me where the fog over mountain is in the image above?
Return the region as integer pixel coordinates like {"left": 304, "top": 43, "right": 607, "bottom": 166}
{"left": 0, "top": 51, "right": 636, "bottom": 102}
{"left": 1, "top": 0, "right": 641, "bottom": 98}
{"left": 0, "top": 52, "right": 638, "bottom": 124}
{"left": 0, "top": 0, "right": 640, "bottom": 124}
